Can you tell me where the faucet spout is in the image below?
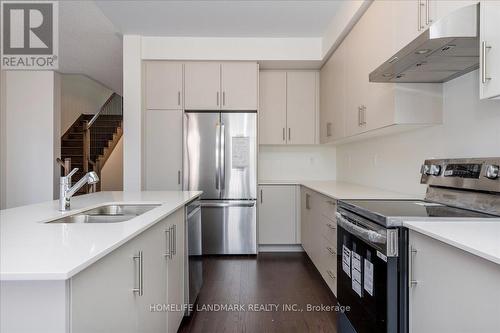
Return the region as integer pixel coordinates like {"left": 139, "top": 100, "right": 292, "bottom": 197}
{"left": 59, "top": 170, "right": 100, "bottom": 211}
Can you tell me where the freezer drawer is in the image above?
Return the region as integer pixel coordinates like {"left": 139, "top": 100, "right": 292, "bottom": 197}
{"left": 201, "top": 200, "right": 257, "bottom": 255}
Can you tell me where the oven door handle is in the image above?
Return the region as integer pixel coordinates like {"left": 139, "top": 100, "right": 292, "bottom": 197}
{"left": 336, "top": 212, "right": 387, "bottom": 244}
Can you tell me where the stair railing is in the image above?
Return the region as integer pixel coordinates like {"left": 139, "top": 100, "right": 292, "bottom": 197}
{"left": 56, "top": 157, "right": 72, "bottom": 176}
{"left": 82, "top": 93, "right": 122, "bottom": 192}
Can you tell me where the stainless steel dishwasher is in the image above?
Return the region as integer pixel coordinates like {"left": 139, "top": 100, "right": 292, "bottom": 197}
{"left": 185, "top": 199, "right": 202, "bottom": 315}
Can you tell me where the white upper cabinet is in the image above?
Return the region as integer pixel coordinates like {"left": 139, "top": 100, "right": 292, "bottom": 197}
{"left": 184, "top": 62, "right": 221, "bottom": 110}
{"left": 184, "top": 61, "right": 259, "bottom": 110}
{"left": 259, "top": 71, "right": 287, "bottom": 145}
{"left": 145, "top": 62, "right": 183, "bottom": 110}
{"left": 221, "top": 62, "right": 258, "bottom": 110}
{"left": 320, "top": 41, "right": 346, "bottom": 143}
{"left": 259, "top": 70, "right": 318, "bottom": 145}
{"left": 286, "top": 71, "right": 318, "bottom": 145}
{"left": 480, "top": 0, "right": 500, "bottom": 99}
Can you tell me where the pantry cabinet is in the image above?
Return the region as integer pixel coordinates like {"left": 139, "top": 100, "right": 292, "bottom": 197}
{"left": 259, "top": 70, "right": 318, "bottom": 145}
{"left": 145, "top": 62, "right": 183, "bottom": 110}
{"left": 480, "top": 0, "right": 500, "bottom": 99}
{"left": 258, "top": 185, "right": 298, "bottom": 245}
{"left": 184, "top": 62, "right": 258, "bottom": 110}
{"left": 144, "top": 109, "right": 183, "bottom": 190}
{"left": 408, "top": 229, "right": 500, "bottom": 333}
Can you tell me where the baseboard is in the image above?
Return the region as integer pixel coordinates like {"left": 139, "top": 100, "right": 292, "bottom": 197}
{"left": 258, "top": 244, "right": 304, "bottom": 252}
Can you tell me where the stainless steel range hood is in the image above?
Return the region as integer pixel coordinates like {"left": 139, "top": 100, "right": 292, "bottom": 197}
{"left": 370, "top": 4, "right": 479, "bottom": 83}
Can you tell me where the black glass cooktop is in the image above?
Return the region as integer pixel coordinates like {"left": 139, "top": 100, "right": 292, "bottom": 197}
{"left": 339, "top": 200, "right": 498, "bottom": 226}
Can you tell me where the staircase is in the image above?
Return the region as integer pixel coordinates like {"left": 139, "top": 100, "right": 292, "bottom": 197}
{"left": 60, "top": 93, "right": 122, "bottom": 194}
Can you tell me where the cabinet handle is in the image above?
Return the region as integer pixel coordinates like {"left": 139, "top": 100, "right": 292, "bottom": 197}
{"left": 327, "top": 246, "right": 336, "bottom": 256}
{"left": 222, "top": 91, "right": 226, "bottom": 106}
{"left": 177, "top": 91, "right": 181, "bottom": 106}
{"left": 282, "top": 128, "right": 285, "bottom": 142}
{"left": 172, "top": 224, "right": 177, "bottom": 255}
{"left": 260, "top": 189, "right": 263, "bottom": 204}
{"left": 419, "top": 1, "right": 425, "bottom": 30}
{"left": 217, "top": 92, "right": 220, "bottom": 106}
{"left": 326, "top": 122, "right": 332, "bottom": 137}
{"left": 409, "top": 246, "right": 418, "bottom": 287}
{"left": 362, "top": 106, "right": 367, "bottom": 125}
{"left": 358, "top": 106, "right": 362, "bottom": 126}
{"left": 164, "top": 228, "right": 172, "bottom": 258}
{"left": 305, "top": 193, "right": 310, "bottom": 210}
{"left": 482, "top": 41, "right": 492, "bottom": 84}
{"left": 133, "top": 251, "right": 143, "bottom": 296}
{"left": 288, "top": 128, "right": 291, "bottom": 141}
{"left": 178, "top": 170, "right": 181, "bottom": 185}
{"left": 425, "top": 0, "right": 431, "bottom": 25}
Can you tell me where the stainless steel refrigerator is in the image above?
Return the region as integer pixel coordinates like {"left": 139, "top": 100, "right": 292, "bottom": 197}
{"left": 183, "top": 111, "right": 257, "bottom": 255}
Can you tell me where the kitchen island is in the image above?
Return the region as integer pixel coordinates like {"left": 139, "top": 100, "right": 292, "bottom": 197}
{"left": 0, "top": 191, "right": 201, "bottom": 333}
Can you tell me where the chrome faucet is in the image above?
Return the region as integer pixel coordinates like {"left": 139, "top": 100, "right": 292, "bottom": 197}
{"left": 59, "top": 168, "right": 99, "bottom": 211}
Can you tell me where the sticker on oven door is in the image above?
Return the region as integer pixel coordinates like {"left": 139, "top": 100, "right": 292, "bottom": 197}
{"left": 342, "top": 245, "right": 351, "bottom": 277}
{"left": 377, "top": 251, "right": 387, "bottom": 262}
{"left": 351, "top": 252, "right": 362, "bottom": 297}
{"left": 364, "top": 259, "right": 374, "bottom": 296}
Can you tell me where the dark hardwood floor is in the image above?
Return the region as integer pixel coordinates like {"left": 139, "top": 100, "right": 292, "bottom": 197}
{"left": 179, "top": 252, "right": 338, "bottom": 333}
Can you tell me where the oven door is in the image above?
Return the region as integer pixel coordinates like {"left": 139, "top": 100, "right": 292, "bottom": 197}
{"left": 337, "top": 224, "right": 401, "bottom": 333}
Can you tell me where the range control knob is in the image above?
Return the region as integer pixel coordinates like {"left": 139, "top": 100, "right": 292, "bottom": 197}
{"left": 485, "top": 164, "right": 500, "bottom": 180}
{"left": 428, "top": 164, "right": 441, "bottom": 176}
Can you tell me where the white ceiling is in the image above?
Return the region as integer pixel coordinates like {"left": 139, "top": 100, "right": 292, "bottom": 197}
{"left": 94, "top": 0, "right": 343, "bottom": 37}
{"left": 59, "top": 1, "right": 123, "bottom": 94}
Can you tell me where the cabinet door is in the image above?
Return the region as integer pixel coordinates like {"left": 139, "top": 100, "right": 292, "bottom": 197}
{"left": 286, "top": 71, "right": 317, "bottom": 144}
{"left": 320, "top": 42, "right": 346, "bottom": 142}
{"left": 145, "top": 62, "right": 183, "bottom": 110}
{"left": 409, "top": 230, "right": 500, "bottom": 333}
{"left": 136, "top": 221, "right": 168, "bottom": 333}
{"left": 221, "top": 62, "right": 258, "bottom": 110}
{"left": 480, "top": 0, "right": 500, "bottom": 99}
{"left": 259, "top": 71, "right": 287, "bottom": 145}
{"left": 258, "top": 185, "right": 297, "bottom": 245}
{"left": 71, "top": 237, "right": 138, "bottom": 333}
{"left": 166, "top": 208, "right": 185, "bottom": 333}
{"left": 392, "top": 0, "right": 423, "bottom": 53}
{"left": 184, "top": 62, "right": 221, "bottom": 109}
{"left": 144, "top": 109, "right": 183, "bottom": 190}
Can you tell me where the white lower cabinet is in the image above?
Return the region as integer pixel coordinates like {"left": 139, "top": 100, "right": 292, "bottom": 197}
{"left": 71, "top": 208, "right": 185, "bottom": 333}
{"left": 258, "top": 185, "right": 298, "bottom": 245}
{"left": 408, "top": 230, "right": 500, "bottom": 333}
{"left": 300, "top": 186, "right": 338, "bottom": 296}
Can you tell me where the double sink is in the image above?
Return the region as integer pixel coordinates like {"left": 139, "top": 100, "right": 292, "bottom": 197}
{"left": 47, "top": 204, "right": 160, "bottom": 224}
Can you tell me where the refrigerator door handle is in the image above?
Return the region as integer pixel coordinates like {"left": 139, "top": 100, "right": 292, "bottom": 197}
{"left": 220, "top": 123, "right": 226, "bottom": 190}
{"left": 215, "top": 122, "right": 220, "bottom": 191}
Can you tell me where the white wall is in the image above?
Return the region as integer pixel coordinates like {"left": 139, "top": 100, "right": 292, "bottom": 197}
{"left": 0, "top": 71, "right": 6, "bottom": 209}
{"left": 337, "top": 71, "right": 500, "bottom": 196}
{"left": 259, "top": 145, "right": 336, "bottom": 181}
{"left": 2, "top": 71, "right": 61, "bottom": 208}
{"left": 60, "top": 74, "right": 112, "bottom": 135}
{"left": 100, "top": 137, "right": 123, "bottom": 191}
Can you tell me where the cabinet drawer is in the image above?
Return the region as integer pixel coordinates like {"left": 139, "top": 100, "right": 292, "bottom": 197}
{"left": 321, "top": 215, "right": 337, "bottom": 247}
{"left": 316, "top": 193, "right": 337, "bottom": 220}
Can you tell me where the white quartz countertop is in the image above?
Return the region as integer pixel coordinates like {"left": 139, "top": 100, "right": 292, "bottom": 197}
{"left": 259, "top": 180, "right": 414, "bottom": 200}
{"left": 404, "top": 220, "right": 500, "bottom": 265}
{"left": 0, "top": 191, "right": 202, "bottom": 281}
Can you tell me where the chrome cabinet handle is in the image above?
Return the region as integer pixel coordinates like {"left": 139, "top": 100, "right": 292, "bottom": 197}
{"left": 216, "top": 92, "right": 220, "bottom": 106}
{"left": 133, "top": 251, "right": 143, "bottom": 296}
{"left": 305, "top": 193, "right": 310, "bottom": 210}
{"left": 358, "top": 106, "right": 362, "bottom": 126}
{"left": 169, "top": 226, "right": 174, "bottom": 258}
{"left": 178, "top": 91, "right": 181, "bottom": 106}
{"left": 164, "top": 228, "right": 172, "bottom": 258}
{"left": 172, "top": 224, "right": 176, "bottom": 255}
{"left": 482, "top": 41, "right": 492, "bottom": 84}
{"left": 327, "top": 246, "right": 336, "bottom": 256}
{"left": 288, "top": 128, "right": 291, "bottom": 141}
{"left": 260, "top": 189, "right": 263, "bottom": 204}
{"left": 425, "top": 0, "right": 431, "bottom": 25}
{"left": 177, "top": 170, "right": 181, "bottom": 185}
{"left": 419, "top": 1, "right": 425, "bottom": 30}
{"left": 223, "top": 91, "right": 226, "bottom": 106}
{"left": 326, "top": 122, "right": 332, "bottom": 137}
{"left": 282, "top": 128, "right": 285, "bottom": 142}
{"left": 409, "top": 246, "right": 418, "bottom": 287}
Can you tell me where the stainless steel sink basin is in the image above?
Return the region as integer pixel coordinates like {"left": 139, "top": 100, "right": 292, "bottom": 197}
{"left": 46, "top": 204, "right": 160, "bottom": 224}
